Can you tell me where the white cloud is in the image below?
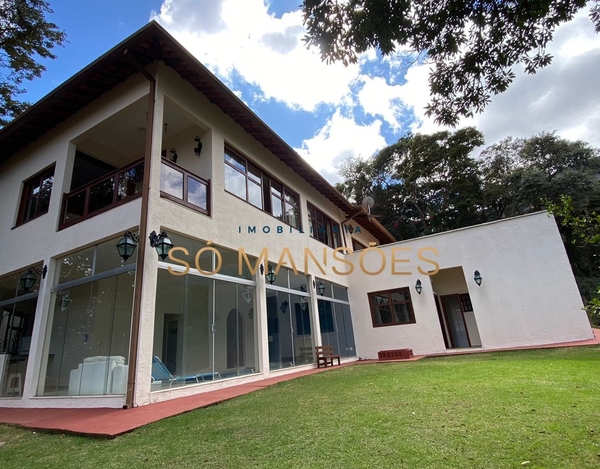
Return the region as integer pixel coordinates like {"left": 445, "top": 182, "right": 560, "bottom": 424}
{"left": 397, "top": 7, "right": 600, "bottom": 148}
{"left": 152, "top": 0, "right": 360, "bottom": 112}
{"left": 295, "top": 109, "right": 387, "bottom": 184}
{"left": 152, "top": 1, "right": 600, "bottom": 185}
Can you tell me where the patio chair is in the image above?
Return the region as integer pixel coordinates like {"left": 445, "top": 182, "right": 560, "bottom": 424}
{"left": 151, "top": 356, "right": 180, "bottom": 387}
{"left": 151, "top": 356, "right": 220, "bottom": 387}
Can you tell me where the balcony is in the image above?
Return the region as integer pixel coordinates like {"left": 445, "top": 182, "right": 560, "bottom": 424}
{"left": 160, "top": 158, "right": 210, "bottom": 215}
{"left": 59, "top": 159, "right": 144, "bottom": 230}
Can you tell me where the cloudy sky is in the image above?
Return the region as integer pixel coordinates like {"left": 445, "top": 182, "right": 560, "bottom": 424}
{"left": 25, "top": 0, "right": 600, "bottom": 184}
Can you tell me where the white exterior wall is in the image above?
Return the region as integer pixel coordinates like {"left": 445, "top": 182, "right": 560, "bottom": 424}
{"left": 348, "top": 212, "right": 593, "bottom": 358}
{"left": 0, "top": 76, "right": 152, "bottom": 408}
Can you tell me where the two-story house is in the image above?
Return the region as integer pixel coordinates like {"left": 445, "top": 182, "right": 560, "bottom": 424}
{"left": 0, "top": 22, "right": 593, "bottom": 409}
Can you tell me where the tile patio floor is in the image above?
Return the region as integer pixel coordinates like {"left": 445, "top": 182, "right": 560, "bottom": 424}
{"left": 1, "top": 328, "right": 598, "bottom": 438}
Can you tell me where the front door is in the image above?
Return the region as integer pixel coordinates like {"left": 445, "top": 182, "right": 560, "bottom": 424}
{"left": 441, "top": 295, "right": 471, "bottom": 348}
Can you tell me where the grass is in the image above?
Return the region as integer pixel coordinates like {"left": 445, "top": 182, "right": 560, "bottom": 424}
{"left": 1, "top": 347, "right": 600, "bottom": 468}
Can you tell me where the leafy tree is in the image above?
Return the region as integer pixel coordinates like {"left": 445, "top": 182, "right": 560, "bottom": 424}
{"left": 302, "top": 0, "right": 599, "bottom": 125}
{"left": 547, "top": 195, "right": 600, "bottom": 326}
{"left": 0, "top": 0, "right": 66, "bottom": 125}
{"left": 337, "top": 127, "right": 485, "bottom": 240}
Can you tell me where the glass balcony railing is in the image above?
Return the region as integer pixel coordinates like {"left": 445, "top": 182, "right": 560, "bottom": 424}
{"left": 59, "top": 159, "right": 144, "bottom": 229}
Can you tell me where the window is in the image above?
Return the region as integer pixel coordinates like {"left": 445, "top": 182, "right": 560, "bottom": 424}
{"left": 160, "top": 158, "right": 209, "bottom": 214}
{"left": 224, "top": 146, "right": 300, "bottom": 229}
{"left": 308, "top": 204, "right": 341, "bottom": 248}
{"left": 459, "top": 293, "right": 473, "bottom": 312}
{"left": 17, "top": 165, "right": 55, "bottom": 225}
{"left": 352, "top": 238, "right": 366, "bottom": 251}
{"left": 368, "top": 288, "right": 415, "bottom": 327}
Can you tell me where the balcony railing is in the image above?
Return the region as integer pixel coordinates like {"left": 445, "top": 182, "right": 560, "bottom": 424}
{"left": 160, "top": 158, "right": 210, "bottom": 215}
{"left": 59, "top": 159, "right": 144, "bottom": 230}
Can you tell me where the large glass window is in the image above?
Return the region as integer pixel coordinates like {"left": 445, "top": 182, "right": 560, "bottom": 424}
{"left": 40, "top": 238, "right": 136, "bottom": 396}
{"left": 368, "top": 288, "right": 416, "bottom": 327}
{"left": 17, "top": 165, "right": 55, "bottom": 225}
{"left": 224, "top": 146, "right": 301, "bottom": 230}
{"left": 152, "top": 235, "right": 258, "bottom": 391}
{"left": 266, "top": 267, "right": 314, "bottom": 371}
{"left": 317, "top": 283, "right": 356, "bottom": 358}
{"left": 308, "top": 204, "right": 341, "bottom": 248}
{"left": 0, "top": 265, "right": 43, "bottom": 398}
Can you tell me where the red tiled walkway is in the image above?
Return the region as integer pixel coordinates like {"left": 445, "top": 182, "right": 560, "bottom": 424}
{"left": 1, "top": 329, "right": 598, "bottom": 438}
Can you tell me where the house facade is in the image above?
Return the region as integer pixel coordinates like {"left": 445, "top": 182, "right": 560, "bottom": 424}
{"left": 0, "top": 23, "right": 593, "bottom": 409}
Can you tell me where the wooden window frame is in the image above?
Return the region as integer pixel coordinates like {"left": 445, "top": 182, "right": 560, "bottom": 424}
{"left": 224, "top": 145, "right": 301, "bottom": 230}
{"left": 307, "top": 203, "right": 342, "bottom": 249}
{"left": 367, "top": 287, "right": 416, "bottom": 328}
{"left": 160, "top": 158, "right": 210, "bottom": 216}
{"left": 16, "top": 164, "right": 55, "bottom": 226}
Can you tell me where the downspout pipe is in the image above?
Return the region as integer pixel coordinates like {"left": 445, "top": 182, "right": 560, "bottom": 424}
{"left": 123, "top": 50, "right": 156, "bottom": 408}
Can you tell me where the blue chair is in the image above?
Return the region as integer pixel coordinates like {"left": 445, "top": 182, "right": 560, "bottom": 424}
{"left": 151, "top": 356, "right": 180, "bottom": 387}
{"left": 151, "top": 356, "right": 221, "bottom": 387}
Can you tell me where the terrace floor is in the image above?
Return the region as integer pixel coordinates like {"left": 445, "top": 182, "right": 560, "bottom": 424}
{"left": 1, "top": 329, "right": 598, "bottom": 438}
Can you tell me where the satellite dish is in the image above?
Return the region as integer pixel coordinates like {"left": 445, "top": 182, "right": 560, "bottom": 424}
{"left": 362, "top": 196, "right": 375, "bottom": 215}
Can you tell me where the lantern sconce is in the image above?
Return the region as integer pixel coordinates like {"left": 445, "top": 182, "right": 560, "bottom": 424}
{"left": 265, "top": 264, "right": 276, "bottom": 285}
{"left": 415, "top": 279, "right": 422, "bottom": 295}
{"left": 149, "top": 230, "right": 174, "bottom": 261}
{"left": 19, "top": 265, "right": 48, "bottom": 292}
{"left": 474, "top": 270, "right": 482, "bottom": 286}
{"left": 170, "top": 148, "right": 178, "bottom": 163}
{"left": 116, "top": 231, "right": 139, "bottom": 261}
{"left": 194, "top": 136, "right": 203, "bottom": 156}
{"left": 280, "top": 300, "right": 289, "bottom": 314}
{"left": 313, "top": 280, "right": 326, "bottom": 296}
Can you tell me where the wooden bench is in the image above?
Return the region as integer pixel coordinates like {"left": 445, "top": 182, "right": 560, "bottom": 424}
{"left": 315, "top": 345, "right": 341, "bottom": 368}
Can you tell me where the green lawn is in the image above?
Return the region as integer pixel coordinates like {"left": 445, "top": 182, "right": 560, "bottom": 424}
{"left": 1, "top": 347, "right": 599, "bottom": 469}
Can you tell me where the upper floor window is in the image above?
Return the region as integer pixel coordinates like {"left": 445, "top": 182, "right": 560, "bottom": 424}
{"left": 308, "top": 204, "right": 341, "bottom": 248}
{"left": 17, "top": 165, "right": 55, "bottom": 225}
{"left": 224, "top": 146, "right": 300, "bottom": 229}
{"left": 368, "top": 288, "right": 415, "bottom": 327}
{"left": 352, "top": 238, "right": 366, "bottom": 251}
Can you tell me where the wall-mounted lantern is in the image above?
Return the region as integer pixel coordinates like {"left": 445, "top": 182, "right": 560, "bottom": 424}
{"left": 170, "top": 148, "right": 178, "bottom": 163}
{"left": 19, "top": 265, "right": 47, "bottom": 292}
{"left": 280, "top": 300, "right": 289, "bottom": 314}
{"left": 116, "top": 231, "right": 139, "bottom": 261}
{"left": 265, "top": 264, "right": 276, "bottom": 285}
{"left": 313, "top": 280, "right": 326, "bottom": 296}
{"left": 474, "top": 270, "right": 482, "bottom": 286}
{"left": 415, "top": 279, "right": 422, "bottom": 295}
{"left": 149, "top": 230, "right": 174, "bottom": 261}
{"left": 194, "top": 136, "right": 203, "bottom": 156}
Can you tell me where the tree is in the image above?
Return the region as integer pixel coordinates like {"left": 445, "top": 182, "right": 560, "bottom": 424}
{"left": 302, "top": 0, "right": 600, "bottom": 126}
{"left": 0, "top": 0, "right": 66, "bottom": 125}
{"left": 547, "top": 195, "right": 600, "bottom": 326}
{"left": 337, "top": 127, "right": 485, "bottom": 240}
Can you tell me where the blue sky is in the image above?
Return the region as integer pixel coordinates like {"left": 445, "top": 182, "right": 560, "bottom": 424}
{"left": 23, "top": 1, "right": 600, "bottom": 184}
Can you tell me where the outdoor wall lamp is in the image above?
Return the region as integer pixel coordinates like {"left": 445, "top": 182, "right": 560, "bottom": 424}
{"left": 19, "top": 265, "right": 48, "bottom": 292}
{"left": 194, "top": 136, "right": 203, "bottom": 156}
{"left": 149, "top": 230, "right": 174, "bottom": 261}
{"left": 280, "top": 300, "right": 289, "bottom": 314}
{"left": 116, "top": 231, "right": 139, "bottom": 261}
{"left": 265, "top": 264, "right": 276, "bottom": 285}
{"left": 415, "top": 279, "right": 422, "bottom": 295}
{"left": 170, "top": 148, "right": 178, "bottom": 163}
{"left": 313, "top": 280, "right": 326, "bottom": 296}
{"left": 474, "top": 270, "right": 482, "bottom": 286}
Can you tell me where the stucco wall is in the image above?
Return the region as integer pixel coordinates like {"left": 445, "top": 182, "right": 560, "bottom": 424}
{"left": 347, "top": 212, "right": 593, "bottom": 358}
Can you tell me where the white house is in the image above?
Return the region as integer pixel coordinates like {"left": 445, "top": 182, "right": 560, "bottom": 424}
{"left": 0, "top": 22, "right": 593, "bottom": 409}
